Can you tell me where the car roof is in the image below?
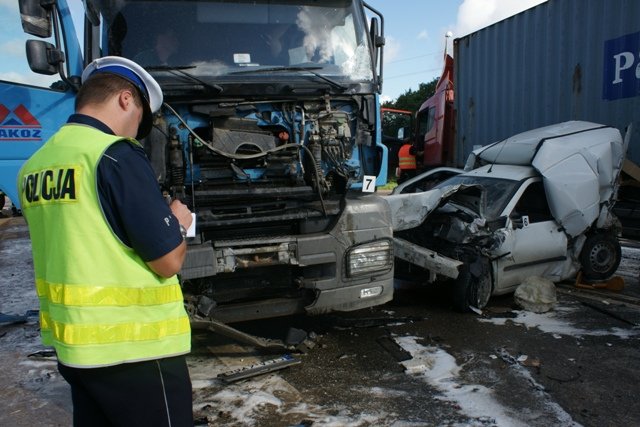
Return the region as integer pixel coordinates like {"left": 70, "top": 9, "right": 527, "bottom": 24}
{"left": 461, "top": 164, "right": 538, "bottom": 181}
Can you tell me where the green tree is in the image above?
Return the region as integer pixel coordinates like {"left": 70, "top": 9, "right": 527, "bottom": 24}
{"left": 382, "top": 77, "right": 438, "bottom": 113}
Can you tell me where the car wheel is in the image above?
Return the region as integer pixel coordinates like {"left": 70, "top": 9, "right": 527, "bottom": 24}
{"left": 451, "top": 256, "right": 492, "bottom": 312}
{"left": 579, "top": 232, "right": 621, "bottom": 282}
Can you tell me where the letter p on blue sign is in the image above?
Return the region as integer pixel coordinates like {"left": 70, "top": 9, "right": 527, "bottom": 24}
{"left": 603, "top": 31, "right": 640, "bottom": 101}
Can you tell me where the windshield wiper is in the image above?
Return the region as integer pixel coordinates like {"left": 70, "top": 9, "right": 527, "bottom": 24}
{"left": 231, "top": 66, "right": 348, "bottom": 92}
{"left": 146, "top": 65, "right": 223, "bottom": 94}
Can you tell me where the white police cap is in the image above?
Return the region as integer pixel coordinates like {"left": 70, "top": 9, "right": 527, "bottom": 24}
{"left": 81, "top": 56, "right": 163, "bottom": 139}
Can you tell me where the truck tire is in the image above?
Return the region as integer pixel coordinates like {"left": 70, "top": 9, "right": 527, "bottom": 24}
{"left": 451, "top": 256, "right": 492, "bottom": 312}
{"left": 579, "top": 232, "right": 621, "bottom": 282}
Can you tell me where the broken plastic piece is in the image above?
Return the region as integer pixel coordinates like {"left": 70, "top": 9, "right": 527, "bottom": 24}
{"left": 27, "top": 349, "right": 56, "bottom": 358}
{"left": 217, "top": 354, "right": 300, "bottom": 383}
{"left": 0, "top": 309, "right": 38, "bottom": 325}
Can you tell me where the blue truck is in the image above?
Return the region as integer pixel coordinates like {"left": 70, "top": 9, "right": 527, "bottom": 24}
{"left": 1, "top": 0, "right": 393, "bottom": 326}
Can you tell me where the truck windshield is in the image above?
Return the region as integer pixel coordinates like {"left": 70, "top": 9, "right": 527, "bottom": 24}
{"left": 97, "top": 0, "right": 374, "bottom": 82}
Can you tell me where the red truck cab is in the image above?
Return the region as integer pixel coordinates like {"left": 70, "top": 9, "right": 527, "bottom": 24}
{"left": 415, "top": 54, "right": 455, "bottom": 167}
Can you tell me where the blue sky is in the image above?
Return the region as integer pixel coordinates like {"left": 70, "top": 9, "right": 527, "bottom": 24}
{"left": 366, "top": 0, "right": 461, "bottom": 102}
{"left": 366, "top": 0, "right": 547, "bottom": 102}
{"left": 1, "top": 0, "right": 545, "bottom": 100}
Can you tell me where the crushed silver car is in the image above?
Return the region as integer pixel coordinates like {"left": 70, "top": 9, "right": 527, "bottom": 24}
{"left": 386, "top": 121, "right": 631, "bottom": 311}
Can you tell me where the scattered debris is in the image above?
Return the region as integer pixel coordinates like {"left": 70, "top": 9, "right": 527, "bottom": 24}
{"left": 27, "top": 349, "right": 56, "bottom": 359}
{"left": 0, "top": 310, "right": 38, "bottom": 326}
{"left": 519, "top": 356, "right": 541, "bottom": 368}
{"left": 326, "top": 315, "right": 425, "bottom": 329}
{"left": 496, "top": 348, "right": 541, "bottom": 370}
{"left": 376, "top": 336, "right": 412, "bottom": 362}
{"left": 217, "top": 354, "right": 300, "bottom": 384}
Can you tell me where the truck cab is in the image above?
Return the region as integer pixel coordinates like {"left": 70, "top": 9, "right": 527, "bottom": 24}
{"left": 4, "top": 0, "right": 394, "bottom": 324}
{"left": 414, "top": 54, "right": 454, "bottom": 168}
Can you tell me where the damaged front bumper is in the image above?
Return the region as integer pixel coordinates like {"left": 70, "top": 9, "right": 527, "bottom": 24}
{"left": 393, "top": 237, "right": 463, "bottom": 281}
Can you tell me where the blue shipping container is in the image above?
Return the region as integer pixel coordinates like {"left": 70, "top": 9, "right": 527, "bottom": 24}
{"left": 453, "top": 0, "right": 640, "bottom": 167}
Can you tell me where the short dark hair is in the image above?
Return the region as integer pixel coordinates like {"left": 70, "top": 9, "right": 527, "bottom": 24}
{"left": 75, "top": 73, "right": 143, "bottom": 111}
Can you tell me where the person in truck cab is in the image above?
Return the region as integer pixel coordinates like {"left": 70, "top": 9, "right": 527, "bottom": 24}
{"left": 18, "top": 56, "right": 194, "bottom": 426}
{"left": 134, "top": 28, "right": 180, "bottom": 66}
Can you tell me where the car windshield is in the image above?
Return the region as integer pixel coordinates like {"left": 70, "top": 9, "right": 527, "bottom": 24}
{"left": 97, "top": 0, "right": 374, "bottom": 82}
{"left": 434, "top": 175, "right": 520, "bottom": 220}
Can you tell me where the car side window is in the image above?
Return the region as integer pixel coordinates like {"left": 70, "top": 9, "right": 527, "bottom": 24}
{"left": 427, "top": 107, "right": 436, "bottom": 133}
{"left": 511, "top": 181, "right": 553, "bottom": 224}
{"left": 417, "top": 106, "right": 435, "bottom": 142}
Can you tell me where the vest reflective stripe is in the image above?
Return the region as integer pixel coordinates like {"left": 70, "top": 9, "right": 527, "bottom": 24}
{"left": 36, "top": 279, "right": 184, "bottom": 306}
{"left": 399, "top": 158, "right": 417, "bottom": 167}
{"left": 49, "top": 316, "right": 190, "bottom": 345}
{"left": 54, "top": 334, "right": 191, "bottom": 368}
{"left": 398, "top": 144, "right": 417, "bottom": 169}
{"left": 19, "top": 124, "right": 190, "bottom": 367}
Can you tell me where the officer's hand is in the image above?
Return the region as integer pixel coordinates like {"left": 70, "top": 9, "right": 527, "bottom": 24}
{"left": 170, "top": 199, "right": 193, "bottom": 229}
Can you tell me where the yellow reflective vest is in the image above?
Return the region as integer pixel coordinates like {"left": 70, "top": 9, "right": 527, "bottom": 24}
{"left": 18, "top": 124, "right": 190, "bottom": 368}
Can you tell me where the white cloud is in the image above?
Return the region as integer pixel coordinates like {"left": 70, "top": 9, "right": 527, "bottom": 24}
{"left": 1, "top": 39, "right": 26, "bottom": 57}
{"left": 417, "top": 30, "right": 429, "bottom": 41}
{"left": 454, "top": 0, "right": 547, "bottom": 38}
{"left": 0, "top": 71, "right": 58, "bottom": 87}
{"left": 0, "top": 71, "right": 28, "bottom": 83}
{"left": 380, "top": 94, "right": 392, "bottom": 104}
{"left": 382, "top": 35, "right": 401, "bottom": 64}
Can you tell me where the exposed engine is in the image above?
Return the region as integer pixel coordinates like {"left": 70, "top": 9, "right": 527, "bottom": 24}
{"left": 141, "top": 96, "right": 382, "bottom": 322}
{"left": 144, "top": 98, "right": 369, "bottom": 234}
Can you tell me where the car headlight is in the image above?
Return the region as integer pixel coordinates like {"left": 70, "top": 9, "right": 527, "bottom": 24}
{"left": 346, "top": 240, "right": 393, "bottom": 277}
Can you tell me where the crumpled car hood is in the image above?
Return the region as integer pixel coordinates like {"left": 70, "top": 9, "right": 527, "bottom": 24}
{"left": 466, "top": 121, "right": 629, "bottom": 237}
{"left": 384, "top": 184, "right": 484, "bottom": 232}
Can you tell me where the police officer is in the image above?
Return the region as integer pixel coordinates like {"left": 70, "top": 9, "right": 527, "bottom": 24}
{"left": 18, "top": 57, "right": 194, "bottom": 426}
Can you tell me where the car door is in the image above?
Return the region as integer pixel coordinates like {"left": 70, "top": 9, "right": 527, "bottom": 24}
{"left": 494, "top": 179, "right": 568, "bottom": 292}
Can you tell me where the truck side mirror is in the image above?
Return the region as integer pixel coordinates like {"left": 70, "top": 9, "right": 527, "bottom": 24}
{"left": 26, "top": 39, "right": 64, "bottom": 75}
{"left": 369, "top": 17, "right": 380, "bottom": 69}
{"left": 19, "top": 0, "right": 54, "bottom": 38}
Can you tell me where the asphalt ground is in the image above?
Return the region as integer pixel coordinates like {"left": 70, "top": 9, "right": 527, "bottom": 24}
{"left": 1, "top": 216, "right": 639, "bottom": 426}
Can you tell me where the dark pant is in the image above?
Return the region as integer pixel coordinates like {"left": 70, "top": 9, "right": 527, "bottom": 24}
{"left": 58, "top": 356, "right": 193, "bottom": 427}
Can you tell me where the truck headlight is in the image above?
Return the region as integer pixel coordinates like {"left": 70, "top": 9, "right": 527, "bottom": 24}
{"left": 346, "top": 240, "right": 393, "bottom": 277}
